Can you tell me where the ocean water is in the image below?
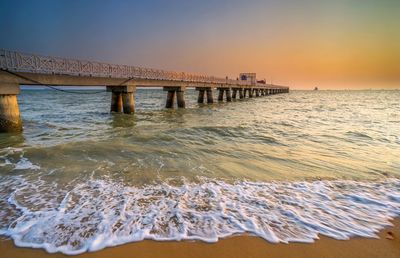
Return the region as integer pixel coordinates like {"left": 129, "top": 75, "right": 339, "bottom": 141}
{"left": 0, "top": 89, "right": 399, "bottom": 254}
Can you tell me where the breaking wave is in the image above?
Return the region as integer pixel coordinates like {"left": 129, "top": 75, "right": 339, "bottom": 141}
{"left": 0, "top": 175, "right": 399, "bottom": 255}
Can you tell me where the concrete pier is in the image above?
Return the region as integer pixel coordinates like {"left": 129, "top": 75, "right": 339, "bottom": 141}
{"left": 107, "top": 86, "right": 135, "bottom": 113}
{"left": 0, "top": 84, "right": 22, "bottom": 132}
{"left": 232, "top": 88, "right": 237, "bottom": 99}
{"left": 239, "top": 88, "right": 244, "bottom": 99}
{"left": 164, "top": 87, "right": 185, "bottom": 108}
{"left": 226, "top": 88, "right": 232, "bottom": 102}
{"left": 176, "top": 90, "right": 186, "bottom": 108}
{"left": 122, "top": 93, "right": 135, "bottom": 114}
{"left": 197, "top": 89, "right": 205, "bottom": 103}
{"left": 218, "top": 88, "right": 224, "bottom": 101}
{"left": 206, "top": 89, "right": 214, "bottom": 103}
{"left": 166, "top": 90, "right": 176, "bottom": 108}
{"left": 243, "top": 89, "right": 248, "bottom": 98}
{"left": 110, "top": 92, "right": 123, "bottom": 112}
{"left": 0, "top": 49, "right": 290, "bottom": 133}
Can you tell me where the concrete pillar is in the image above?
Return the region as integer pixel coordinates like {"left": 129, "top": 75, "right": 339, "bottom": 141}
{"left": 232, "top": 89, "right": 237, "bottom": 99}
{"left": 164, "top": 87, "right": 185, "bottom": 108}
{"left": 122, "top": 92, "right": 135, "bottom": 114}
{"left": 249, "top": 88, "right": 253, "bottom": 98}
{"left": 107, "top": 86, "right": 135, "bottom": 113}
{"left": 111, "top": 92, "right": 123, "bottom": 112}
{"left": 226, "top": 89, "right": 232, "bottom": 102}
{"left": 218, "top": 88, "right": 224, "bottom": 101}
{"left": 261, "top": 89, "right": 265, "bottom": 96}
{"left": 255, "top": 89, "right": 260, "bottom": 97}
{"left": 206, "top": 89, "right": 214, "bottom": 103}
{"left": 0, "top": 84, "right": 22, "bottom": 132}
{"left": 239, "top": 88, "right": 244, "bottom": 99}
{"left": 197, "top": 89, "right": 205, "bottom": 103}
{"left": 166, "top": 90, "right": 176, "bottom": 108}
{"left": 176, "top": 90, "right": 186, "bottom": 108}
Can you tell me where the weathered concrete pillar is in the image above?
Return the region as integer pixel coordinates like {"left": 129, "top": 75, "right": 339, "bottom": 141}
{"left": 239, "top": 88, "right": 244, "bottom": 99}
{"left": 206, "top": 89, "right": 214, "bottom": 103}
{"left": 176, "top": 90, "right": 186, "bottom": 108}
{"left": 197, "top": 89, "right": 205, "bottom": 103}
{"left": 0, "top": 84, "right": 22, "bottom": 133}
{"left": 111, "top": 92, "right": 123, "bottom": 112}
{"left": 164, "top": 87, "right": 185, "bottom": 108}
{"left": 122, "top": 92, "right": 135, "bottom": 114}
{"left": 249, "top": 88, "right": 253, "bottom": 98}
{"left": 107, "top": 85, "right": 135, "bottom": 113}
{"left": 232, "top": 89, "right": 237, "bottom": 99}
{"left": 165, "top": 90, "right": 176, "bottom": 108}
{"left": 218, "top": 88, "right": 224, "bottom": 101}
{"left": 226, "top": 88, "right": 232, "bottom": 102}
{"left": 255, "top": 89, "right": 260, "bottom": 97}
{"left": 261, "top": 89, "right": 265, "bottom": 96}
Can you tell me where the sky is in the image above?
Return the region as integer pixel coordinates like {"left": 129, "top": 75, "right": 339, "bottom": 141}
{"left": 0, "top": 0, "right": 399, "bottom": 89}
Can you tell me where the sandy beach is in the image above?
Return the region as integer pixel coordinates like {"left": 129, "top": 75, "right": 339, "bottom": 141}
{"left": 1, "top": 218, "right": 398, "bottom": 258}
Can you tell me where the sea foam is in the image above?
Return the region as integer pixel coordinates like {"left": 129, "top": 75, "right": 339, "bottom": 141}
{"left": 0, "top": 176, "right": 399, "bottom": 255}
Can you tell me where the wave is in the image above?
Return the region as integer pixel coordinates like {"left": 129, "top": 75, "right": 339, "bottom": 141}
{"left": 0, "top": 176, "right": 399, "bottom": 255}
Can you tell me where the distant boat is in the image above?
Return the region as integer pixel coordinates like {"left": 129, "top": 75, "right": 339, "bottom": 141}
{"left": 314, "top": 87, "right": 319, "bottom": 91}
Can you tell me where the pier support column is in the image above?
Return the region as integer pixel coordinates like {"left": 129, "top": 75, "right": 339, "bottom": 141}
{"left": 232, "top": 89, "right": 237, "bottom": 99}
{"left": 206, "top": 89, "right": 214, "bottom": 103}
{"left": 166, "top": 90, "right": 176, "bottom": 108}
{"left": 164, "top": 86, "right": 186, "bottom": 108}
{"left": 0, "top": 83, "right": 22, "bottom": 133}
{"left": 226, "top": 88, "right": 232, "bottom": 102}
{"left": 255, "top": 89, "right": 260, "bottom": 97}
{"left": 239, "top": 88, "right": 244, "bottom": 99}
{"left": 176, "top": 90, "right": 186, "bottom": 108}
{"left": 197, "top": 89, "right": 205, "bottom": 103}
{"left": 217, "top": 88, "right": 224, "bottom": 101}
{"left": 122, "top": 92, "right": 135, "bottom": 114}
{"left": 107, "top": 86, "right": 135, "bottom": 113}
{"left": 249, "top": 88, "right": 253, "bottom": 98}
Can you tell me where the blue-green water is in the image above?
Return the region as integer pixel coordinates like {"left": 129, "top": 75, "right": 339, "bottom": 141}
{"left": 0, "top": 89, "right": 399, "bottom": 254}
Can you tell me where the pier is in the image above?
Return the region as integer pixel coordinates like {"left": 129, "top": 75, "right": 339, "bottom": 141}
{"left": 0, "top": 49, "right": 289, "bottom": 133}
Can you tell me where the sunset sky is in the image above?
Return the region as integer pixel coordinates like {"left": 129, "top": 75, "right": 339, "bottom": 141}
{"left": 1, "top": 0, "right": 399, "bottom": 89}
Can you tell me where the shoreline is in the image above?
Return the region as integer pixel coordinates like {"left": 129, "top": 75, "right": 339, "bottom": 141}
{"left": 1, "top": 218, "right": 399, "bottom": 258}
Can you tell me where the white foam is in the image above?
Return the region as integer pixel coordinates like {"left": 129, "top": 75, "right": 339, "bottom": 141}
{"left": 0, "top": 147, "right": 40, "bottom": 170}
{"left": 14, "top": 158, "right": 41, "bottom": 170}
{"left": 0, "top": 176, "right": 399, "bottom": 255}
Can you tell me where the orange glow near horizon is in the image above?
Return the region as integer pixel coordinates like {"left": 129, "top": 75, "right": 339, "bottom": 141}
{"left": 1, "top": 0, "right": 399, "bottom": 89}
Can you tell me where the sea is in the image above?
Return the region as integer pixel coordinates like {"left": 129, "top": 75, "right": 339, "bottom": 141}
{"left": 0, "top": 89, "right": 399, "bottom": 255}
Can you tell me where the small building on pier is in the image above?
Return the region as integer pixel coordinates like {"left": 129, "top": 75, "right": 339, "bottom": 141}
{"left": 239, "top": 73, "right": 257, "bottom": 86}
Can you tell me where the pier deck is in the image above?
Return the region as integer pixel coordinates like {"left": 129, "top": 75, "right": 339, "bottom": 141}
{"left": 0, "top": 49, "right": 289, "bottom": 132}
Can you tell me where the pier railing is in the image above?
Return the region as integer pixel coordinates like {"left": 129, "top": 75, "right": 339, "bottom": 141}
{"left": 0, "top": 49, "right": 283, "bottom": 87}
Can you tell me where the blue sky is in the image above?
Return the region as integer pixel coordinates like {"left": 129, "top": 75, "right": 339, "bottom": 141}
{"left": 1, "top": 0, "right": 399, "bottom": 89}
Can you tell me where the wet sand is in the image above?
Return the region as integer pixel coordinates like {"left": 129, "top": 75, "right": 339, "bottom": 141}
{"left": 1, "top": 218, "right": 399, "bottom": 258}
